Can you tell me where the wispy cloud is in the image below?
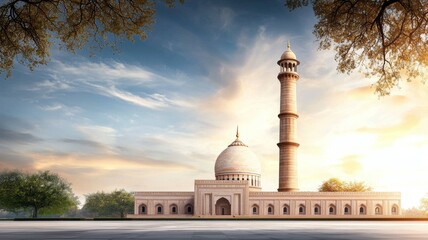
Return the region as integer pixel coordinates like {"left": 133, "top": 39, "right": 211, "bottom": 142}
{"left": 28, "top": 79, "right": 72, "bottom": 93}
{"left": 61, "top": 138, "right": 105, "bottom": 149}
{"left": 28, "top": 59, "right": 193, "bottom": 110}
{"left": 39, "top": 103, "right": 82, "bottom": 116}
{"left": 76, "top": 125, "right": 117, "bottom": 147}
{"left": 101, "top": 86, "right": 170, "bottom": 109}
{"left": 52, "top": 60, "right": 157, "bottom": 85}
{"left": 357, "top": 112, "right": 421, "bottom": 146}
{"left": 0, "top": 128, "right": 42, "bottom": 145}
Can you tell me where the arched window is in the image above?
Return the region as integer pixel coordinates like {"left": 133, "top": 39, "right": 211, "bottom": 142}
{"left": 392, "top": 205, "right": 399, "bottom": 215}
{"left": 314, "top": 204, "right": 321, "bottom": 215}
{"left": 155, "top": 204, "right": 163, "bottom": 214}
{"left": 267, "top": 204, "right": 274, "bottom": 215}
{"left": 329, "top": 205, "right": 336, "bottom": 215}
{"left": 283, "top": 204, "right": 290, "bottom": 215}
{"left": 185, "top": 204, "right": 193, "bottom": 214}
{"left": 139, "top": 204, "right": 147, "bottom": 215}
{"left": 375, "top": 204, "right": 382, "bottom": 215}
{"left": 344, "top": 205, "right": 351, "bottom": 215}
{"left": 359, "top": 205, "right": 366, "bottom": 215}
{"left": 170, "top": 204, "right": 178, "bottom": 214}
{"left": 252, "top": 204, "right": 259, "bottom": 215}
{"left": 299, "top": 204, "right": 306, "bottom": 215}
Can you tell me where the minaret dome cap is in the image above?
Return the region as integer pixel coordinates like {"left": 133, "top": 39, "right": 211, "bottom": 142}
{"left": 279, "top": 41, "right": 298, "bottom": 62}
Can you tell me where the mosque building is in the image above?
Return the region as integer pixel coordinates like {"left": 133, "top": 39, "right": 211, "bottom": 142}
{"left": 128, "top": 43, "right": 401, "bottom": 218}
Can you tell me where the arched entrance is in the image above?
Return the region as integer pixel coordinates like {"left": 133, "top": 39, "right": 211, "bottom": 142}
{"left": 215, "top": 197, "right": 231, "bottom": 215}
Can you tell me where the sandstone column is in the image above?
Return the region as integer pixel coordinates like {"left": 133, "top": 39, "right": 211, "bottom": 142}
{"left": 277, "top": 42, "right": 299, "bottom": 192}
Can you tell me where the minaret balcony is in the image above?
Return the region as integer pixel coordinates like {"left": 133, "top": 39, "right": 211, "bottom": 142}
{"left": 277, "top": 71, "right": 299, "bottom": 79}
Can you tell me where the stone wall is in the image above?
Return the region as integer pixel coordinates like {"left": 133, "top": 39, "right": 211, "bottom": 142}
{"left": 131, "top": 192, "right": 194, "bottom": 217}
{"left": 249, "top": 191, "right": 401, "bottom": 217}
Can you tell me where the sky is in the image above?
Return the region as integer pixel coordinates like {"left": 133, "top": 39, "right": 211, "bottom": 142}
{"left": 0, "top": 0, "right": 427, "bottom": 209}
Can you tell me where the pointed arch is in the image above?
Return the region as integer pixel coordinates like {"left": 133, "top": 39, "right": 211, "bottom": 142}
{"left": 344, "top": 204, "right": 351, "bottom": 215}
{"left": 375, "top": 204, "right": 383, "bottom": 215}
{"left": 282, "top": 204, "right": 290, "bottom": 215}
{"left": 267, "top": 204, "right": 274, "bottom": 215}
{"left": 298, "top": 204, "right": 306, "bottom": 215}
{"left": 170, "top": 204, "right": 178, "bottom": 214}
{"left": 329, "top": 204, "right": 336, "bottom": 215}
{"left": 185, "top": 204, "right": 193, "bottom": 214}
{"left": 252, "top": 204, "right": 259, "bottom": 215}
{"left": 313, "top": 204, "right": 321, "bottom": 215}
{"left": 155, "top": 204, "right": 163, "bottom": 214}
{"left": 359, "top": 204, "right": 367, "bottom": 215}
{"left": 391, "top": 204, "right": 399, "bottom": 215}
{"left": 139, "top": 203, "right": 147, "bottom": 215}
{"left": 215, "top": 197, "right": 231, "bottom": 215}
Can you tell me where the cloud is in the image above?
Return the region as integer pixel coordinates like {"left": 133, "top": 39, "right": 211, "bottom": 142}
{"left": 0, "top": 115, "right": 35, "bottom": 131}
{"left": 27, "top": 79, "right": 71, "bottom": 92}
{"left": 101, "top": 86, "right": 168, "bottom": 109}
{"left": 339, "top": 155, "right": 363, "bottom": 175}
{"left": 76, "top": 125, "right": 117, "bottom": 148}
{"left": 61, "top": 138, "right": 105, "bottom": 149}
{"left": 357, "top": 113, "right": 421, "bottom": 146}
{"left": 0, "top": 147, "right": 35, "bottom": 171}
{"left": 41, "top": 104, "right": 62, "bottom": 111}
{"left": 218, "top": 7, "right": 235, "bottom": 30}
{"left": 28, "top": 59, "right": 193, "bottom": 110}
{"left": 28, "top": 150, "right": 196, "bottom": 174}
{"left": 51, "top": 60, "right": 157, "bottom": 85}
{"left": 0, "top": 128, "right": 42, "bottom": 145}
{"left": 11, "top": 149, "right": 198, "bottom": 203}
{"left": 39, "top": 103, "right": 82, "bottom": 116}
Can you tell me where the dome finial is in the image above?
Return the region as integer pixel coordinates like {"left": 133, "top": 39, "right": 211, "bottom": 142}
{"left": 287, "top": 40, "right": 291, "bottom": 50}
{"left": 228, "top": 126, "right": 247, "bottom": 147}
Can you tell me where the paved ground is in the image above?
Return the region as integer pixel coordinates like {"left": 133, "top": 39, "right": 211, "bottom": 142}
{"left": 0, "top": 220, "right": 427, "bottom": 239}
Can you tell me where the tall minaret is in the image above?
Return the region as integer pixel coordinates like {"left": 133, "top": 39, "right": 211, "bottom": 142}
{"left": 277, "top": 42, "right": 299, "bottom": 192}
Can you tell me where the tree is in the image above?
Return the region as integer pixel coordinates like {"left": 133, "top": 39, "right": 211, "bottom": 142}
{"left": 318, "top": 178, "right": 372, "bottom": 192}
{"left": 420, "top": 194, "right": 428, "bottom": 215}
{"left": 402, "top": 207, "right": 427, "bottom": 217}
{"left": 0, "top": 0, "right": 182, "bottom": 77}
{"left": 0, "top": 170, "right": 79, "bottom": 218}
{"left": 83, "top": 189, "right": 133, "bottom": 218}
{"left": 318, "top": 178, "right": 344, "bottom": 192}
{"left": 286, "top": 0, "right": 428, "bottom": 96}
{"left": 0, "top": 171, "right": 25, "bottom": 213}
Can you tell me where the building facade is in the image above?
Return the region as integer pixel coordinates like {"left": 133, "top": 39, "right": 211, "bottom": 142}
{"left": 128, "top": 44, "right": 401, "bottom": 218}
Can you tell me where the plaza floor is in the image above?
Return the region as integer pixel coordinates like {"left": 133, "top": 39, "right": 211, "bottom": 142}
{"left": 0, "top": 220, "right": 427, "bottom": 239}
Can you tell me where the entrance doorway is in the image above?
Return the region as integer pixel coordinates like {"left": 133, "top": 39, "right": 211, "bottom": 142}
{"left": 215, "top": 197, "right": 231, "bottom": 215}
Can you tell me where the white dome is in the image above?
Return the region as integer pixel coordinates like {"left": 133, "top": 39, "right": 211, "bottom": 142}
{"left": 214, "top": 138, "right": 261, "bottom": 176}
{"left": 281, "top": 49, "right": 296, "bottom": 60}
{"left": 280, "top": 42, "right": 297, "bottom": 61}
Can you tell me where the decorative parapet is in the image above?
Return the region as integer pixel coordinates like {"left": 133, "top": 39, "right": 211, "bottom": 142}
{"left": 250, "top": 191, "right": 401, "bottom": 198}
{"left": 195, "top": 180, "right": 249, "bottom": 185}
{"left": 134, "top": 192, "right": 194, "bottom": 196}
